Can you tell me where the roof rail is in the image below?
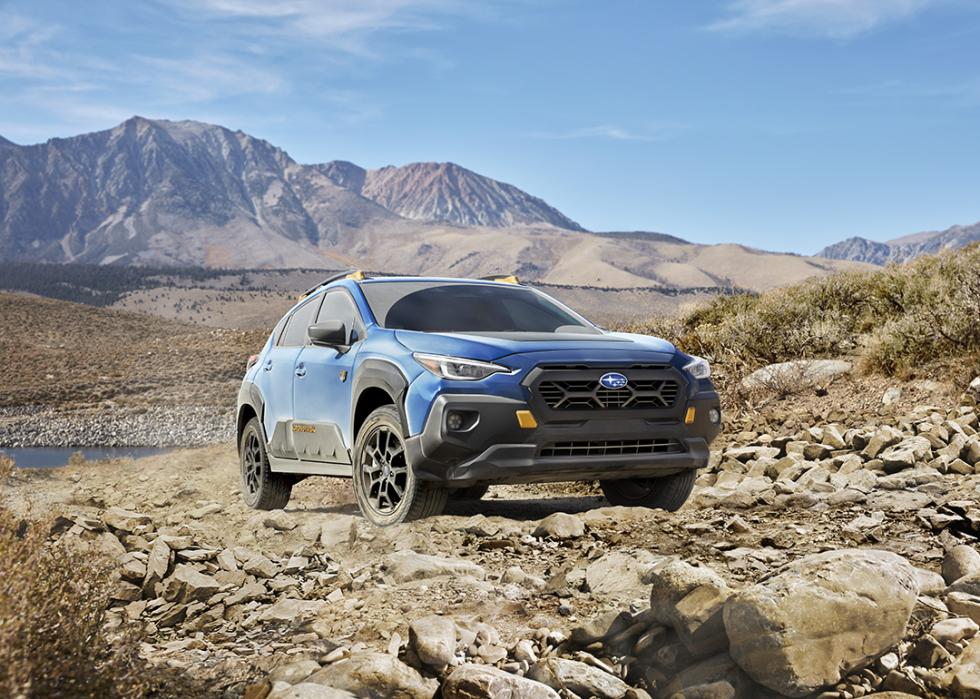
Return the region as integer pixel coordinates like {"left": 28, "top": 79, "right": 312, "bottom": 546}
{"left": 479, "top": 274, "right": 521, "bottom": 285}
{"left": 298, "top": 270, "right": 367, "bottom": 300}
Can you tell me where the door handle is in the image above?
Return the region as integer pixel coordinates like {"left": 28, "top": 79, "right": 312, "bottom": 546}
{"left": 295, "top": 364, "right": 306, "bottom": 378}
{"left": 263, "top": 359, "right": 273, "bottom": 371}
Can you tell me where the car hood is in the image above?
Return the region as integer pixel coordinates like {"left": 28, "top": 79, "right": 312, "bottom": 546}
{"left": 393, "top": 329, "right": 677, "bottom": 363}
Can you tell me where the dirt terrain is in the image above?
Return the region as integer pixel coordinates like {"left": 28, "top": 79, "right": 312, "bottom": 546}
{"left": 6, "top": 370, "right": 980, "bottom": 697}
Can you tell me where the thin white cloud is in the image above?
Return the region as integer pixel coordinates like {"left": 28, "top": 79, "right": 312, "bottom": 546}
{"left": 840, "top": 76, "right": 980, "bottom": 103}
{"left": 0, "top": 0, "right": 503, "bottom": 140}
{"left": 165, "top": 0, "right": 483, "bottom": 55}
{"left": 709, "top": 0, "right": 939, "bottom": 38}
{"left": 531, "top": 124, "right": 684, "bottom": 142}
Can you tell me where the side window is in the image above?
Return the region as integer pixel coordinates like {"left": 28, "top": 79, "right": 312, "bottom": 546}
{"left": 279, "top": 297, "right": 321, "bottom": 347}
{"left": 270, "top": 315, "right": 289, "bottom": 347}
{"left": 316, "top": 290, "right": 365, "bottom": 344}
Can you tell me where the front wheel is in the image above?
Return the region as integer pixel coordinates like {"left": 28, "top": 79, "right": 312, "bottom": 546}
{"left": 239, "top": 417, "right": 292, "bottom": 510}
{"left": 600, "top": 470, "right": 696, "bottom": 511}
{"left": 352, "top": 406, "right": 448, "bottom": 526}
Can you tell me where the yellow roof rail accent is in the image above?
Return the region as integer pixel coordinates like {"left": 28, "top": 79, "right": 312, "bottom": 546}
{"left": 491, "top": 275, "right": 520, "bottom": 284}
{"left": 345, "top": 270, "right": 365, "bottom": 281}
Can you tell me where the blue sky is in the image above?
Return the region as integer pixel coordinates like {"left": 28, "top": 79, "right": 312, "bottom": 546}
{"left": 1, "top": 0, "right": 979, "bottom": 253}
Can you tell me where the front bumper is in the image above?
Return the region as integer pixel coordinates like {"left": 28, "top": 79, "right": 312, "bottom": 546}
{"left": 405, "top": 390, "right": 721, "bottom": 487}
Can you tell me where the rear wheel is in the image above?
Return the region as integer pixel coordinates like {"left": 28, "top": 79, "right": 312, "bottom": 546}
{"left": 239, "top": 418, "right": 292, "bottom": 510}
{"left": 600, "top": 470, "right": 696, "bottom": 511}
{"left": 352, "top": 405, "right": 448, "bottom": 526}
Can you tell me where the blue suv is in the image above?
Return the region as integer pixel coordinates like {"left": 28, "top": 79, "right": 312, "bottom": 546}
{"left": 237, "top": 272, "right": 721, "bottom": 526}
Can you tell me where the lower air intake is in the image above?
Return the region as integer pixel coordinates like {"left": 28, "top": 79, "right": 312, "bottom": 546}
{"left": 540, "top": 439, "right": 684, "bottom": 458}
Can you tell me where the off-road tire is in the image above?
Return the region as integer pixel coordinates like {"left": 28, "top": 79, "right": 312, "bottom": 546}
{"left": 450, "top": 484, "right": 490, "bottom": 501}
{"left": 599, "top": 470, "right": 696, "bottom": 511}
{"left": 352, "top": 405, "right": 448, "bottom": 526}
{"left": 239, "top": 417, "right": 292, "bottom": 510}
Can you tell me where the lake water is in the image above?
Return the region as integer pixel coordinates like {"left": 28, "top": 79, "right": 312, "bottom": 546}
{"left": 0, "top": 447, "right": 171, "bottom": 469}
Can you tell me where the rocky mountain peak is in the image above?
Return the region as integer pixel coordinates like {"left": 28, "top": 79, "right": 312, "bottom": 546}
{"left": 356, "top": 160, "right": 586, "bottom": 230}
{"left": 819, "top": 222, "right": 980, "bottom": 265}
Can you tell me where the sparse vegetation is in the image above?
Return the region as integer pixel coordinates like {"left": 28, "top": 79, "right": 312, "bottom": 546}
{"left": 0, "top": 456, "right": 144, "bottom": 697}
{"left": 623, "top": 244, "right": 980, "bottom": 381}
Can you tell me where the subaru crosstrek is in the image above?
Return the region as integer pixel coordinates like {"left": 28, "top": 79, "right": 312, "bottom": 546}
{"left": 236, "top": 272, "right": 721, "bottom": 526}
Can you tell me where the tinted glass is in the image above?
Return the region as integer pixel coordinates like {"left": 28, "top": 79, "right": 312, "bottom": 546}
{"left": 316, "top": 290, "right": 364, "bottom": 343}
{"left": 361, "top": 281, "right": 591, "bottom": 333}
{"left": 270, "top": 314, "right": 288, "bottom": 346}
{"left": 279, "top": 297, "right": 321, "bottom": 347}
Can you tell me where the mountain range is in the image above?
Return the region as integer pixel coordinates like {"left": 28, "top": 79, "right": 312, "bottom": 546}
{"left": 0, "top": 116, "right": 872, "bottom": 290}
{"left": 818, "top": 221, "right": 980, "bottom": 265}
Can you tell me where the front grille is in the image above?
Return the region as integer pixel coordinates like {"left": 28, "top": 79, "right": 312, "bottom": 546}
{"left": 538, "top": 378, "right": 680, "bottom": 410}
{"left": 540, "top": 439, "right": 684, "bottom": 458}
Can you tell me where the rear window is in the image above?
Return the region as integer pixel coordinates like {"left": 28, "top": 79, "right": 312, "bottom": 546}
{"left": 360, "top": 281, "right": 593, "bottom": 333}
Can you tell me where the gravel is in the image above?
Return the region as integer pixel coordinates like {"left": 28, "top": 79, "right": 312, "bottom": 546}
{"left": 0, "top": 406, "right": 233, "bottom": 448}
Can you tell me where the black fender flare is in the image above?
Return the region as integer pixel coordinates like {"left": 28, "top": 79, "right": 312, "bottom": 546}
{"left": 237, "top": 381, "right": 267, "bottom": 445}
{"left": 350, "top": 358, "right": 410, "bottom": 438}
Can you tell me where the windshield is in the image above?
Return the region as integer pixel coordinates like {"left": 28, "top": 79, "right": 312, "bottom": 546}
{"left": 360, "top": 281, "right": 596, "bottom": 333}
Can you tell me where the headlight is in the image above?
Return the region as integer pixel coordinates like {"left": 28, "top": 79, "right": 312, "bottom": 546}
{"left": 683, "top": 355, "right": 711, "bottom": 380}
{"left": 413, "top": 353, "right": 512, "bottom": 381}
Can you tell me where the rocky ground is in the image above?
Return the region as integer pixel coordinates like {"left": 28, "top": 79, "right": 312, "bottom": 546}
{"left": 4, "top": 368, "right": 980, "bottom": 698}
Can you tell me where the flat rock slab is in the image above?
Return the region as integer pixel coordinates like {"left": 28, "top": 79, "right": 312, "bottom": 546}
{"left": 308, "top": 652, "right": 437, "bottom": 699}
{"left": 443, "top": 664, "right": 560, "bottom": 699}
{"left": 385, "top": 550, "right": 486, "bottom": 583}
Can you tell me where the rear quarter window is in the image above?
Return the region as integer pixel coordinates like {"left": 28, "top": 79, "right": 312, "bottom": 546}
{"left": 278, "top": 297, "right": 322, "bottom": 347}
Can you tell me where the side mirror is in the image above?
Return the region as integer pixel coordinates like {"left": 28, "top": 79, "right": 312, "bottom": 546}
{"left": 308, "top": 321, "right": 347, "bottom": 347}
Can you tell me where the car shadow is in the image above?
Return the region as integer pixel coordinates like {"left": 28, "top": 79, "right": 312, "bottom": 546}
{"left": 294, "top": 496, "right": 609, "bottom": 521}
{"left": 444, "top": 495, "right": 606, "bottom": 520}
{"left": 297, "top": 503, "right": 361, "bottom": 515}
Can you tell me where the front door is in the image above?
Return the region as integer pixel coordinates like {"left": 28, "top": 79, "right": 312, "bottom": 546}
{"left": 291, "top": 289, "right": 366, "bottom": 465}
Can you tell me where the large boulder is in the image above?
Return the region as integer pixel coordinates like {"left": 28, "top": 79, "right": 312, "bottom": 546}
{"left": 527, "top": 658, "right": 630, "bottom": 699}
{"left": 308, "top": 653, "right": 436, "bottom": 699}
{"left": 443, "top": 664, "right": 559, "bottom": 699}
{"left": 723, "top": 549, "right": 919, "bottom": 698}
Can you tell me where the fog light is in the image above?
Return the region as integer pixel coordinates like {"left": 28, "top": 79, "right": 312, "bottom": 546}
{"left": 708, "top": 408, "right": 721, "bottom": 425}
{"left": 446, "top": 411, "right": 465, "bottom": 431}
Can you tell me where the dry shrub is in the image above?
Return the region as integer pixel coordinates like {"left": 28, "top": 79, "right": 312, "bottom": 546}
{"left": 0, "top": 456, "right": 150, "bottom": 698}
{"left": 623, "top": 243, "right": 980, "bottom": 379}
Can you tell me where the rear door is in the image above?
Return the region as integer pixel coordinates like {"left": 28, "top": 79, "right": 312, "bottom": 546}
{"left": 259, "top": 295, "right": 321, "bottom": 459}
{"left": 291, "top": 288, "right": 366, "bottom": 464}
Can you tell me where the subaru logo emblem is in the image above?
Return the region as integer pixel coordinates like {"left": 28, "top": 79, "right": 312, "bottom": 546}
{"left": 599, "top": 372, "right": 628, "bottom": 390}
